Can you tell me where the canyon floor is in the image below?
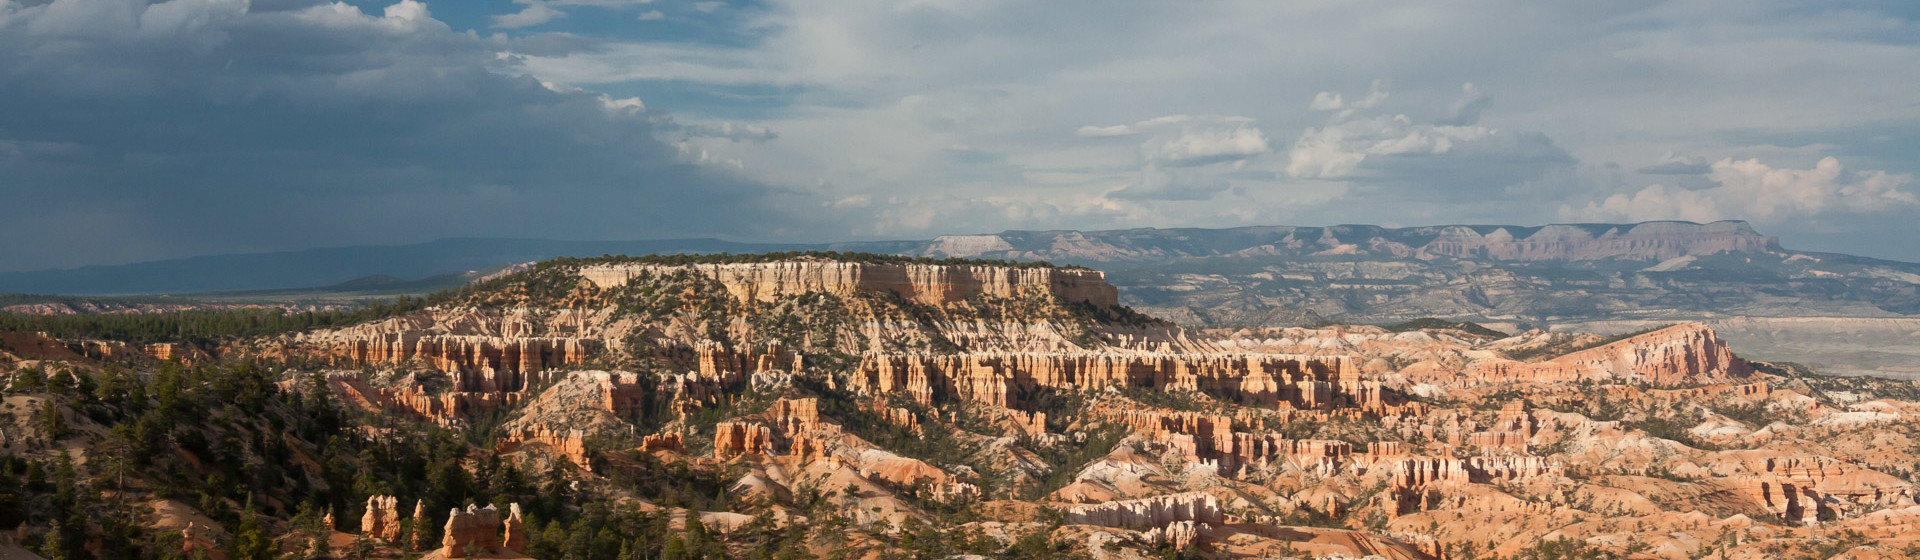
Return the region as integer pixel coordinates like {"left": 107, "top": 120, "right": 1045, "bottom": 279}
{"left": 2, "top": 254, "right": 1918, "bottom": 560}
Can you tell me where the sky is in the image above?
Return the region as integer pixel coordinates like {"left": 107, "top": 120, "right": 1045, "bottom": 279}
{"left": 1, "top": 0, "right": 1917, "bottom": 271}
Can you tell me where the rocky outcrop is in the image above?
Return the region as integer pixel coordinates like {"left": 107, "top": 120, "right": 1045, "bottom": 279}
{"left": 769, "top": 397, "right": 825, "bottom": 434}
{"left": 579, "top": 261, "right": 1120, "bottom": 307}
{"left": 853, "top": 352, "right": 1355, "bottom": 407}
{"left": 1549, "top": 323, "right": 1750, "bottom": 386}
{"left": 361, "top": 495, "right": 402, "bottom": 542}
{"left": 1392, "top": 457, "right": 1470, "bottom": 489}
{"left": 1438, "top": 323, "right": 1749, "bottom": 387}
{"left": 309, "top": 333, "right": 594, "bottom": 388}
{"left": 1465, "top": 456, "right": 1562, "bottom": 482}
{"left": 641, "top": 432, "right": 685, "bottom": 453}
{"left": 440, "top": 503, "right": 528, "bottom": 557}
{"left": 498, "top": 427, "right": 588, "bottom": 467}
{"left": 443, "top": 505, "right": 502, "bottom": 557}
{"left": 503, "top": 504, "right": 527, "bottom": 553}
{"left": 1063, "top": 492, "right": 1223, "bottom": 529}
{"left": 715, "top": 422, "right": 773, "bottom": 459}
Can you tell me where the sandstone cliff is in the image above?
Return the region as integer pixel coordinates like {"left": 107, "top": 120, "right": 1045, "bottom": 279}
{"left": 580, "top": 261, "right": 1118, "bottom": 307}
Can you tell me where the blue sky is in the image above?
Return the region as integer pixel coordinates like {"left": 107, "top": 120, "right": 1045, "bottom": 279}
{"left": 0, "top": 0, "right": 1917, "bottom": 271}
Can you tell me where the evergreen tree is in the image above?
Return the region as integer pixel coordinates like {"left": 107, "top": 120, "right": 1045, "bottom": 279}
{"left": 228, "top": 501, "right": 274, "bottom": 560}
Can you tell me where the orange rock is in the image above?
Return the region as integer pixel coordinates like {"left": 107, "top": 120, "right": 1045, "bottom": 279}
{"left": 578, "top": 261, "right": 1120, "bottom": 308}
{"left": 361, "top": 495, "right": 402, "bottom": 542}
{"left": 714, "top": 422, "right": 772, "bottom": 459}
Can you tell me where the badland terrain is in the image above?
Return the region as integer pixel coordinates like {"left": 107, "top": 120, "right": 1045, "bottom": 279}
{"left": 5, "top": 221, "right": 1916, "bottom": 378}
{"left": 4, "top": 252, "right": 1920, "bottom": 559}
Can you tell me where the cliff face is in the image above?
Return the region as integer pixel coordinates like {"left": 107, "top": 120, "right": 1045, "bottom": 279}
{"left": 851, "top": 352, "right": 1371, "bottom": 411}
{"left": 580, "top": 261, "right": 1118, "bottom": 307}
{"left": 1398, "top": 323, "right": 1751, "bottom": 387}
{"left": 1546, "top": 323, "right": 1749, "bottom": 385}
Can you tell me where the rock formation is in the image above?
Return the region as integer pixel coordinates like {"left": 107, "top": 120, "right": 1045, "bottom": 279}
{"left": 579, "top": 261, "right": 1119, "bottom": 307}
{"left": 503, "top": 504, "right": 527, "bottom": 553}
{"left": 361, "top": 495, "right": 402, "bottom": 542}
{"left": 1063, "top": 492, "right": 1223, "bottom": 529}
{"left": 442, "top": 504, "right": 503, "bottom": 558}
{"left": 852, "top": 352, "right": 1359, "bottom": 408}
{"left": 714, "top": 422, "right": 773, "bottom": 459}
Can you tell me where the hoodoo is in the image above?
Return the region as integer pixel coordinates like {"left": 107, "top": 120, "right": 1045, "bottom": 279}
{"left": 9, "top": 252, "right": 1918, "bottom": 560}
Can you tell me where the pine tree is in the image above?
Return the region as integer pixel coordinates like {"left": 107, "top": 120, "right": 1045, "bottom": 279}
{"left": 229, "top": 501, "right": 274, "bottom": 560}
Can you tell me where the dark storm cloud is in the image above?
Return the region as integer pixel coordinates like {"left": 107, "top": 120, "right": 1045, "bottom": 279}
{"left": 0, "top": 0, "right": 801, "bottom": 271}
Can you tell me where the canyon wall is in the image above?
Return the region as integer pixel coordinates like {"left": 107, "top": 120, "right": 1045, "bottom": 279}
{"left": 579, "top": 261, "right": 1119, "bottom": 307}
{"left": 851, "top": 352, "right": 1360, "bottom": 408}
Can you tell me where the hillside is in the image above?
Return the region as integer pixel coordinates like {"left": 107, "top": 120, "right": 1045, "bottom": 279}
{"left": 5, "top": 254, "right": 1920, "bottom": 559}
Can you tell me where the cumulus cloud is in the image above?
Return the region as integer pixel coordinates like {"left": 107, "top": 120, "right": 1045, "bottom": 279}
{"left": 1079, "top": 115, "right": 1269, "bottom": 167}
{"left": 1567, "top": 157, "right": 1918, "bottom": 223}
{"left": 0, "top": 0, "right": 795, "bottom": 271}
{"left": 1285, "top": 83, "right": 1574, "bottom": 197}
{"left": 1309, "top": 80, "right": 1388, "bottom": 116}
{"left": 494, "top": 3, "right": 566, "bottom": 28}
{"left": 1144, "top": 123, "right": 1269, "bottom": 167}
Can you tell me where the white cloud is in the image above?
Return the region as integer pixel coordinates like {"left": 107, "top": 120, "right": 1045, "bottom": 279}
{"left": 493, "top": 3, "right": 565, "bottom": 28}
{"left": 1143, "top": 123, "right": 1269, "bottom": 167}
{"left": 1286, "top": 114, "right": 1497, "bottom": 179}
{"left": 692, "top": 1, "right": 724, "bottom": 13}
{"left": 636, "top": 9, "right": 664, "bottom": 20}
{"left": 1075, "top": 125, "right": 1133, "bottom": 137}
{"left": 1282, "top": 82, "right": 1574, "bottom": 196}
{"left": 1567, "top": 157, "right": 1918, "bottom": 223}
{"left": 1307, "top": 80, "right": 1388, "bottom": 117}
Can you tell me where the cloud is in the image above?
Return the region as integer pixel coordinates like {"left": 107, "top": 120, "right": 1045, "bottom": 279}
{"left": 1437, "top": 82, "right": 1491, "bottom": 126}
{"left": 1078, "top": 115, "right": 1268, "bottom": 167}
{"left": 1309, "top": 80, "right": 1388, "bottom": 114}
{"left": 678, "top": 122, "right": 779, "bottom": 142}
{"left": 1144, "top": 122, "right": 1269, "bottom": 167}
{"left": 637, "top": 9, "right": 664, "bottom": 20}
{"left": 1285, "top": 83, "right": 1574, "bottom": 197}
{"left": 494, "top": 3, "right": 566, "bottom": 28}
{"left": 1637, "top": 151, "right": 1713, "bottom": 175}
{"left": 692, "top": 1, "right": 724, "bottom": 13}
{"left": 1076, "top": 125, "right": 1134, "bottom": 138}
{"left": 0, "top": 0, "right": 798, "bottom": 271}
{"left": 1567, "top": 157, "right": 1918, "bottom": 223}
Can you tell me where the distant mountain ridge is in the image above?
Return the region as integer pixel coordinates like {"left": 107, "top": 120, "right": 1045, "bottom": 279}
{"left": 905, "top": 220, "right": 1782, "bottom": 263}
{"left": 0, "top": 220, "right": 1895, "bottom": 302}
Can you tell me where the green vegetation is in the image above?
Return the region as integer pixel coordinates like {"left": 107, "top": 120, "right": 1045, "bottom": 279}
{"left": 0, "top": 297, "right": 431, "bottom": 344}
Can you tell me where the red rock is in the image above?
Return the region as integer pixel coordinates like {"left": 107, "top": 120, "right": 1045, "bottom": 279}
{"left": 714, "top": 421, "right": 772, "bottom": 459}
{"left": 442, "top": 504, "right": 501, "bottom": 557}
